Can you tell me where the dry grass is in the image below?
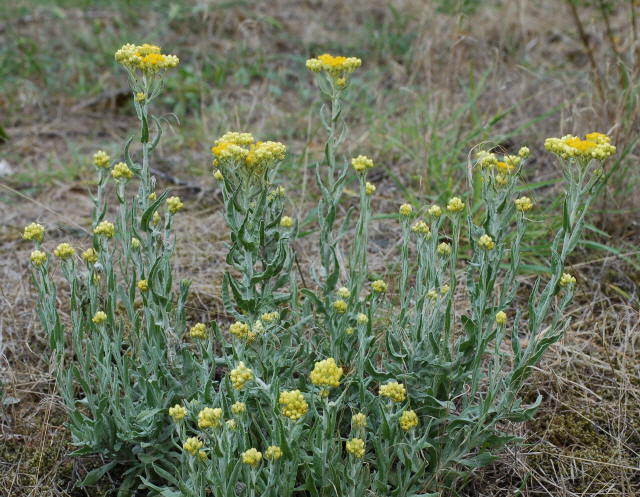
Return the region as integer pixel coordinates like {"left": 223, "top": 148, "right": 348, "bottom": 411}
{"left": 1, "top": 0, "right": 639, "bottom": 495}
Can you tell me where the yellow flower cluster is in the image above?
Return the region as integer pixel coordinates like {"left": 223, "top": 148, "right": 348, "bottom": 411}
{"left": 345, "top": 438, "right": 365, "bottom": 458}
{"left": 310, "top": 358, "right": 343, "bottom": 388}
{"left": 279, "top": 389, "right": 308, "bottom": 420}
{"left": 23, "top": 222, "right": 45, "bottom": 242}
{"left": 94, "top": 220, "right": 115, "bottom": 238}
{"left": 306, "top": 54, "right": 362, "bottom": 80}
{"left": 379, "top": 381, "right": 406, "bottom": 402}
{"left": 371, "top": 279, "right": 387, "bottom": 293}
{"left": 544, "top": 133, "right": 615, "bottom": 161}
{"left": 167, "top": 196, "right": 184, "bottom": 214}
{"left": 229, "top": 321, "right": 255, "bottom": 341}
{"left": 30, "top": 250, "right": 47, "bottom": 266}
{"left": 399, "top": 409, "right": 419, "bottom": 431}
{"left": 514, "top": 196, "right": 533, "bottom": 212}
{"left": 351, "top": 155, "right": 374, "bottom": 173}
{"left": 475, "top": 150, "right": 498, "bottom": 169}
{"left": 137, "top": 279, "right": 149, "bottom": 292}
{"left": 242, "top": 448, "right": 262, "bottom": 467}
{"left": 54, "top": 243, "right": 75, "bottom": 260}
{"left": 231, "top": 401, "right": 246, "bottom": 415}
{"left": 169, "top": 404, "right": 187, "bottom": 421}
{"left": 337, "top": 287, "right": 351, "bottom": 299}
{"left": 93, "top": 150, "right": 111, "bottom": 168}
{"left": 92, "top": 311, "right": 107, "bottom": 324}
{"left": 559, "top": 272, "right": 577, "bottom": 287}
{"left": 111, "top": 162, "right": 134, "bottom": 180}
{"left": 230, "top": 362, "right": 253, "bottom": 390}
{"left": 261, "top": 311, "right": 279, "bottom": 322}
{"left": 411, "top": 220, "right": 430, "bottom": 235}
{"left": 115, "top": 43, "right": 179, "bottom": 75}
{"left": 399, "top": 204, "right": 413, "bottom": 217}
{"left": 211, "top": 132, "right": 286, "bottom": 175}
{"left": 352, "top": 412, "right": 367, "bottom": 428}
{"left": 437, "top": 242, "right": 452, "bottom": 256}
{"left": 447, "top": 197, "right": 465, "bottom": 213}
{"left": 356, "top": 313, "right": 368, "bottom": 325}
{"left": 495, "top": 311, "right": 507, "bottom": 325}
{"left": 82, "top": 248, "right": 98, "bottom": 264}
{"left": 280, "top": 216, "right": 294, "bottom": 228}
{"left": 265, "top": 445, "right": 283, "bottom": 461}
{"left": 189, "top": 323, "right": 207, "bottom": 339}
{"left": 183, "top": 437, "right": 203, "bottom": 455}
{"left": 478, "top": 234, "right": 495, "bottom": 250}
{"left": 333, "top": 299, "right": 348, "bottom": 313}
{"left": 365, "top": 182, "right": 376, "bottom": 195}
{"left": 428, "top": 204, "right": 442, "bottom": 217}
{"left": 197, "top": 407, "right": 222, "bottom": 429}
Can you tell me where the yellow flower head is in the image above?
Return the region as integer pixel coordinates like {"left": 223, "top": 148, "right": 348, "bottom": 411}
{"left": 23, "top": 222, "right": 45, "bottom": 242}
{"left": 115, "top": 43, "right": 179, "bottom": 75}
{"left": 231, "top": 401, "right": 246, "bottom": 415}
{"left": 365, "top": 182, "right": 376, "bottom": 195}
{"left": 345, "top": 326, "right": 355, "bottom": 335}
{"left": 399, "top": 203, "right": 413, "bottom": 217}
{"left": 333, "top": 299, "right": 348, "bottom": 314}
{"left": 265, "top": 445, "right": 283, "bottom": 461}
{"left": 169, "top": 404, "right": 187, "bottom": 422}
{"left": 131, "top": 237, "right": 141, "bottom": 249}
{"left": 166, "top": 196, "right": 184, "bottom": 214}
{"left": 351, "top": 155, "right": 374, "bottom": 172}
{"left": 437, "top": 242, "right": 452, "bottom": 256}
{"left": 280, "top": 216, "right": 294, "bottom": 228}
{"left": 135, "top": 92, "right": 146, "bottom": 102}
{"left": 306, "top": 53, "right": 362, "bottom": 80}
{"left": 30, "top": 250, "right": 47, "bottom": 266}
{"left": 356, "top": 313, "right": 368, "bottom": 325}
{"left": 189, "top": 323, "right": 207, "bottom": 339}
{"left": 352, "top": 412, "right": 367, "bottom": 428}
{"left": 279, "top": 389, "right": 308, "bottom": 420}
{"left": 446, "top": 197, "right": 465, "bottom": 213}
{"left": 475, "top": 151, "right": 498, "bottom": 169}
{"left": 345, "top": 438, "right": 365, "bottom": 458}
{"left": 92, "top": 311, "right": 107, "bottom": 324}
{"left": 428, "top": 204, "right": 442, "bottom": 217}
{"left": 545, "top": 133, "right": 616, "bottom": 161}
{"left": 440, "top": 284, "right": 450, "bottom": 294}
{"left": 495, "top": 173, "right": 508, "bottom": 187}
{"left": 94, "top": 220, "right": 115, "bottom": 238}
{"left": 559, "top": 272, "right": 577, "bottom": 287}
{"left": 81, "top": 248, "right": 97, "bottom": 264}
{"left": 93, "top": 150, "right": 111, "bottom": 168}
{"left": 371, "top": 279, "right": 387, "bottom": 293}
{"left": 427, "top": 289, "right": 439, "bottom": 300}
{"left": 261, "top": 311, "right": 280, "bottom": 323}
{"left": 197, "top": 407, "right": 223, "bottom": 429}
{"left": 226, "top": 419, "right": 237, "bottom": 430}
{"left": 213, "top": 169, "right": 224, "bottom": 181}
{"left": 230, "top": 362, "right": 253, "bottom": 390}
{"left": 183, "top": 437, "right": 203, "bottom": 455}
{"left": 495, "top": 311, "right": 507, "bottom": 325}
{"left": 111, "top": 162, "right": 134, "bottom": 180}
{"left": 478, "top": 234, "right": 495, "bottom": 250}
{"left": 137, "top": 279, "right": 149, "bottom": 292}
{"left": 310, "top": 357, "right": 343, "bottom": 388}
{"left": 518, "top": 146, "right": 530, "bottom": 158}
{"left": 245, "top": 141, "right": 287, "bottom": 173}
{"left": 337, "top": 286, "right": 351, "bottom": 299}
{"left": 242, "top": 448, "right": 262, "bottom": 467}
{"left": 229, "top": 321, "right": 255, "bottom": 342}
{"left": 411, "top": 220, "right": 430, "bottom": 235}
{"left": 399, "top": 409, "right": 419, "bottom": 431}
{"left": 514, "top": 196, "right": 533, "bottom": 212}
{"left": 379, "top": 381, "right": 406, "bottom": 402}
{"left": 152, "top": 211, "right": 161, "bottom": 225}
{"left": 148, "top": 192, "right": 157, "bottom": 201}
{"left": 54, "top": 243, "right": 75, "bottom": 260}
